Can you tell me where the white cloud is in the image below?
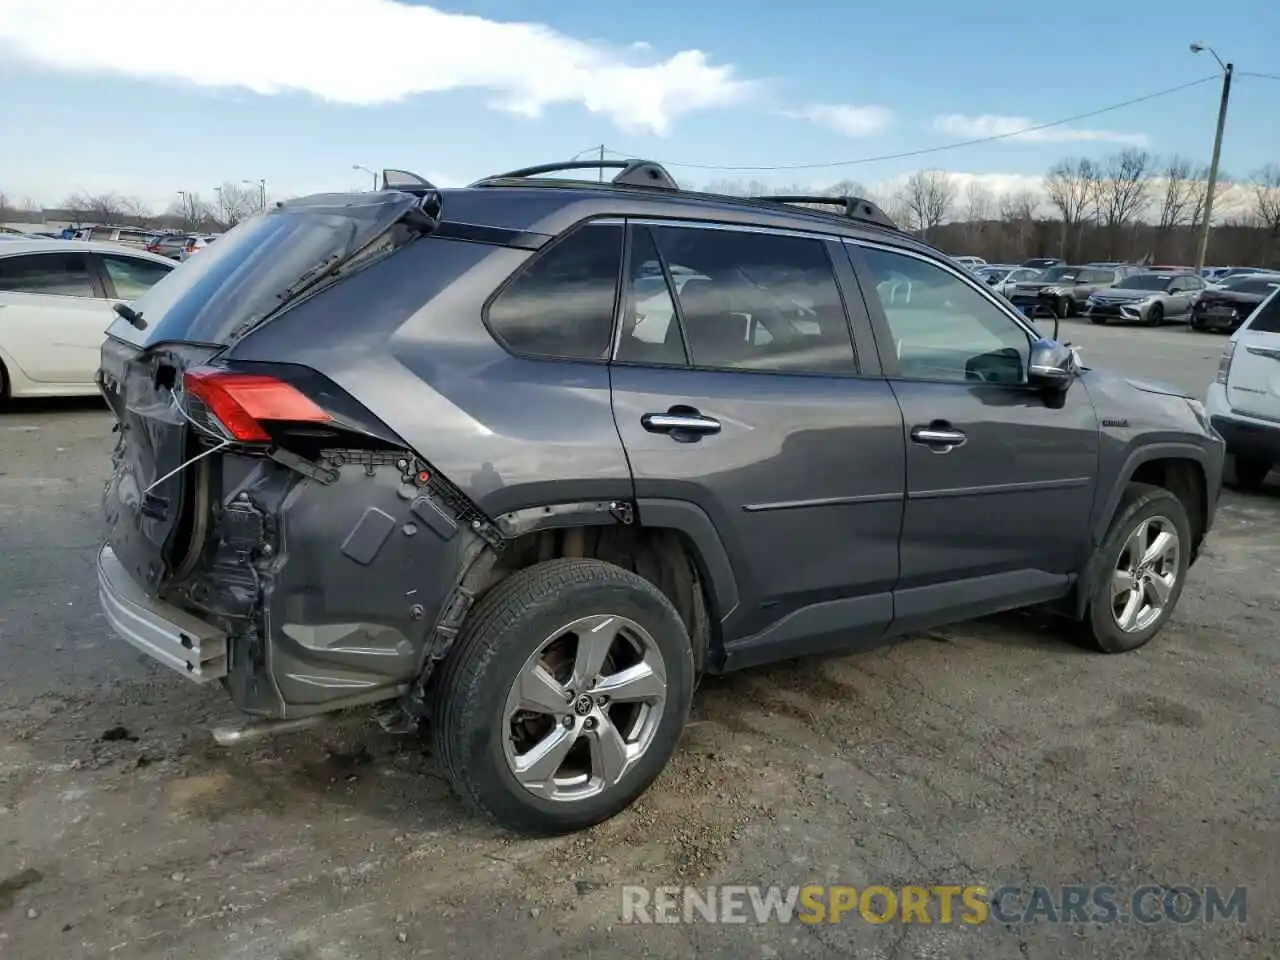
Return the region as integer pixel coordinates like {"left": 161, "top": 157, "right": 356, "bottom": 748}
{"left": 784, "top": 103, "right": 892, "bottom": 137}
{"left": 933, "top": 114, "right": 1150, "bottom": 147}
{"left": 0, "top": 0, "right": 752, "bottom": 136}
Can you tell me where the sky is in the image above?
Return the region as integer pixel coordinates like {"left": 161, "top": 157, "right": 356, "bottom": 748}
{"left": 1, "top": 0, "right": 1278, "bottom": 214}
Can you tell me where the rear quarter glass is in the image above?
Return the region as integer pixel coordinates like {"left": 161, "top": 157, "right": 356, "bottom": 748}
{"left": 105, "top": 192, "right": 420, "bottom": 348}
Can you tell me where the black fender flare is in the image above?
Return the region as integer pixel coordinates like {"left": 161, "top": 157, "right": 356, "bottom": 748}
{"left": 635, "top": 498, "right": 740, "bottom": 622}
{"left": 1089, "top": 442, "right": 1212, "bottom": 545}
{"left": 1077, "top": 442, "right": 1213, "bottom": 619}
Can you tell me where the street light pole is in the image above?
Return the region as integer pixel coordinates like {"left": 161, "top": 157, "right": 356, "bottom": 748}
{"left": 1191, "top": 43, "right": 1233, "bottom": 272}
{"left": 352, "top": 164, "right": 379, "bottom": 190}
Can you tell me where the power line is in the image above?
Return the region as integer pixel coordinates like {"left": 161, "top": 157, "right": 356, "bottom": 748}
{"left": 607, "top": 75, "right": 1221, "bottom": 172}
{"left": 1239, "top": 70, "right": 1280, "bottom": 82}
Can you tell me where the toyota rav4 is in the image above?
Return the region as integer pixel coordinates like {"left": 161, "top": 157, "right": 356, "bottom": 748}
{"left": 97, "top": 161, "right": 1224, "bottom": 835}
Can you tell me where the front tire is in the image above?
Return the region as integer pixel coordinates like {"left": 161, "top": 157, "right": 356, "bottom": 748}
{"left": 1146, "top": 303, "right": 1164, "bottom": 327}
{"left": 1076, "top": 483, "right": 1191, "bottom": 654}
{"left": 1057, "top": 296, "right": 1073, "bottom": 319}
{"left": 430, "top": 558, "right": 695, "bottom": 835}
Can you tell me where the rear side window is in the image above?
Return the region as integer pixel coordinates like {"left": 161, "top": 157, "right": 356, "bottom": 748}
{"left": 100, "top": 254, "right": 173, "bottom": 300}
{"left": 1248, "top": 289, "right": 1280, "bottom": 334}
{"left": 0, "top": 252, "right": 97, "bottom": 298}
{"left": 620, "top": 225, "right": 857, "bottom": 375}
{"left": 486, "top": 223, "right": 623, "bottom": 360}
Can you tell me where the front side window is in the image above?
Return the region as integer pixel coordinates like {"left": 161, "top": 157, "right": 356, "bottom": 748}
{"left": 0, "top": 252, "right": 97, "bottom": 298}
{"left": 486, "top": 223, "right": 622, "bottom": 360}
{"left": 619, "top": 225, "right": 857, "bottom": 375}
{"left": 857, "top": 245, "right": 1031, "bottom": 385}
{"left": 100, "top": 255, "right": 173, "bottom": 300}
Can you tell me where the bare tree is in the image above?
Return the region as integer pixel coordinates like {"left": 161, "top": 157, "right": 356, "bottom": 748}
{"left": 1156, "top": 156, "right": 1201, "bottom": 231}
{"left": 1096, "top": 149, "right": 1152, "bottom": 228}
{"left": 168, "top": 191, "right": 216, "bottom": 231}
{"left": 901, "top": 169, "right": 956, "bottom": 240}
{"left": 1253, "top": 164, "right": 1280, "bottom": 236}
{"left": 117, "top": 196, "right": 156, "bottom": 228}
{"left": 960, "top": 181, "right": 994, "bottom": 247}
{"left": 999, "top": 189, "right": 1039, "bottom": 258}
{"left": 213, "top": 181, "right": 263, "bottom": 227}
{"left": 1043, "top": 157, "right": 1099, "bottom": 259}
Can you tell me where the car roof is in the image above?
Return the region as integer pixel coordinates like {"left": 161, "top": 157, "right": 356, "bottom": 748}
{"left": 0, "top": 237, "right": 177, "bottom": 264}
{"left": 333, "top": 159, "right": 944, "bottom": 258}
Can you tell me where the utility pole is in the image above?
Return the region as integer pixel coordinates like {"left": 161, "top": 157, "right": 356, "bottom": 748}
{"left": 599, "top": 144, "right": 605, "bottom": 182}
{"left": 1190, "top": 43, "right": 1233, "bottom": 272}
{"left": 353, "top": 164, "right": 379, "bottom": 191}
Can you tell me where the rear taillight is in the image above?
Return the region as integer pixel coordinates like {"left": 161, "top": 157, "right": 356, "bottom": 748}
{"left": 183, "top": 367, "right": 331, "bottom": 442}
{"left": 1215, "top": 341, "right": 1236, "bottom": 385}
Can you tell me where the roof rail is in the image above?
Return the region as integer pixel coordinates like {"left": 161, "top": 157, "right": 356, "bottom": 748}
{"left": 759, "top": 195, "right": 898, "bottom": 230}
{"left": 473, "top": 158, "right": 681, "bottom": 191}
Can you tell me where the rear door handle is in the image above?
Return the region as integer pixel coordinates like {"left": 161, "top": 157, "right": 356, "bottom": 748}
{"left": 911, "top": 424, "right": 967, "bottom": 450}
{"left": 641, "top": 411, "right": 722, "bottom": 439}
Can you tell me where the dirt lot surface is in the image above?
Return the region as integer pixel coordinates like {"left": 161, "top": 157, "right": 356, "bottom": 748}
{"left": 1, "top": 322, "right": 1276, "bottom": 959}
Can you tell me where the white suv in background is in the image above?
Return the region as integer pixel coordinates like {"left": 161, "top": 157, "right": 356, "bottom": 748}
{"left": 1205, "top": 284, "right": 1280, "bottom": 490}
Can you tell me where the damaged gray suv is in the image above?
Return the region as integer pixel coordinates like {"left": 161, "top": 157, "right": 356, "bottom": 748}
{"left": 97, "top": 160, "right": 1224, "bottom": 835}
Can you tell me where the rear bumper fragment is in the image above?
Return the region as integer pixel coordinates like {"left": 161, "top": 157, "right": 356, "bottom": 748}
{"left": 97, "top": 544, "right": 228, "bottom": 682}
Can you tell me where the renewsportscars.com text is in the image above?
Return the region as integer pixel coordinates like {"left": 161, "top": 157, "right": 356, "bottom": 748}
{"left": 620, "top": 884, "right": 1247, "bottom": 925}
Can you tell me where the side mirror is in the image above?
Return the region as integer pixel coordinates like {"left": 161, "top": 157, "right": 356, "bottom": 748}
{"left": 1028, "top": 338, "right": 1079, "bottom": 391}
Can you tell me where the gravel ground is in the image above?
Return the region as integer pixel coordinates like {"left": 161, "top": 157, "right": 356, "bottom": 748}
{"left": 0, "top": 321, "right": 1275, "bottom": 959}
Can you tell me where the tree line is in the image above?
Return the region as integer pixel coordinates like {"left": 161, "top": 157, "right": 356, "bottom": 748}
{"left": 0, "top": 180, "right": 269, "bottom": 233}
{"left": 5, "top": 153, "right": 1280, "bottom": 265}
{"left": 709, "top": 152, "right": 1280, "bottom": 267}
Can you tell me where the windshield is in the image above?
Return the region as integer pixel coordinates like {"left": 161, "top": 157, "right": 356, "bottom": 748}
{"left": 1116, "top": 274, "right": 1174, "bottom": 291}
{"left": 976, "top": 267, "right": 1009, "bottom": 281}
{"left": 106, "top": 192, "right": 420, "bottom": 347}
{"left": 1224, "top": 278, "right": 1280, "bottom": 295}
{"left": 1040, "top": 267, "right": 1079, "bottom": 282}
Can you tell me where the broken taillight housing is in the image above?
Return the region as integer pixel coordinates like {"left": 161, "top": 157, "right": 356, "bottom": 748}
{"left": 1214, "top": 341, "right": 1236, "bottom": 385}
{"left": 183, "top": 367, "right": 331, "bottom": 442}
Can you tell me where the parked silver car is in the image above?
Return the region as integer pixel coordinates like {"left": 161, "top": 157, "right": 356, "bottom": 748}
{"left": 975, "top": 264, "right": 1043, "bottom": 298}
{"left": 1084, "top": 271, "right": 1207, "bottom": 326}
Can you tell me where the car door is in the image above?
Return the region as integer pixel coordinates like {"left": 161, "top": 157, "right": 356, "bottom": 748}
{"left": 1173, "top": 276, "right": 1203, "bottom": 317}
{"left": 845, "top": 240, "right": 1100, "bottom": 633}
{"left": 1225, "top": 289, "right": 1280, "bottom": 421}
{"left": 609, "top": 220, "right": 905, "bottom": 665}
{"left": 0, "top": 250, "right": 110, "bottom": 384}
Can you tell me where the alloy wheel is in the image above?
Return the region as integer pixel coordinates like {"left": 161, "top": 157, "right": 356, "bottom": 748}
{"left": 1110, "top": 516, "right": 1181, "bottom": 633}
{"left": 501, "top": 614, "right": 668, "bottom": 802}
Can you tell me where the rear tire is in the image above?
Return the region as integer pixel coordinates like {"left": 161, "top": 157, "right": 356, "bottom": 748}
{"left": 1226, "top": 454, "right": 1272, "bottom": 492}
{"left": 1075, "top": 483, "right": 1191, "bottom": 654}
{"left": 430, "top": 558, "right": 695, "bottom": 835}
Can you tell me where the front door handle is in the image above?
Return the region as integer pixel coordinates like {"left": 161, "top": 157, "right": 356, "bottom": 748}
{"left": 642, "top": 410, "right": 722, "bottom": 440}
{"left": 911, "top": 424, "right": 967, "bottom": 450}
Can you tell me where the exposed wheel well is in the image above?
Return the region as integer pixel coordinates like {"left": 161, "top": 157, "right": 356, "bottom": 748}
{"left": 478, "top": 524, "right": 717, "bottom": 672}
{"left": 1127, "top": 458, "right": 1207, "bottom": 552}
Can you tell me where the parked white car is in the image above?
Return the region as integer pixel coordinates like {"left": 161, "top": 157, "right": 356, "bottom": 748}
{"left": 0, "top": 239, "right": 176, "bottom": 399}
{"left": 1204, "top": 282, "right": 1280, "bottom": 490}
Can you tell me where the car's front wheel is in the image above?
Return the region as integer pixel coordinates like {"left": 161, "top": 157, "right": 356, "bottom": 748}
{"left": 1077, "top": 483, "right": 1192, "bottom": 654}
{"left": 430, "top": 558, "right": 695, "bottom": 835}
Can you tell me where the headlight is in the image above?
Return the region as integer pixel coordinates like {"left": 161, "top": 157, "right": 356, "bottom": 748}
{"left": 1086, "top": 295, "right": 1099, "bottom": 304}
{"left": 1043, "top": 287, "right": 1064, "bottom": 296}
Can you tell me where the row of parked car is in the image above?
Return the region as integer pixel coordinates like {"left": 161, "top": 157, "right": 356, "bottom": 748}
{"left": 952, "top": 256, "right": 1280, "bottom": 334}
{"left": 2, "top": 224, "right": 221, "bottom": 262}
